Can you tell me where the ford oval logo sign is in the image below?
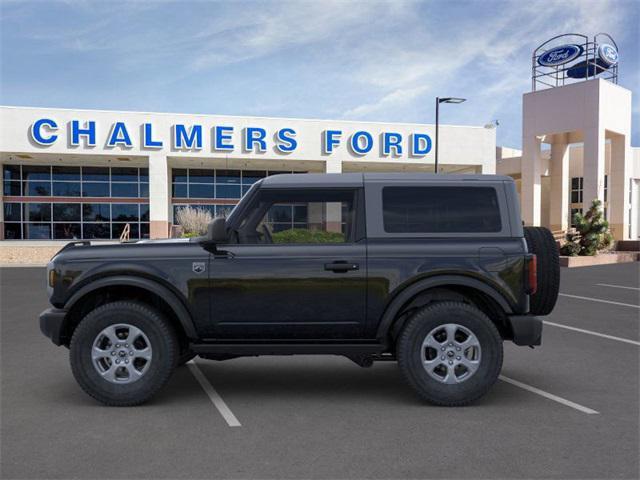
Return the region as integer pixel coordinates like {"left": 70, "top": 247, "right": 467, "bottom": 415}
{"left": 538, "top": 44, "right": 583, "bottom": 67}
{"left": 598, "top": 44, "right": 618, "bottom": 66}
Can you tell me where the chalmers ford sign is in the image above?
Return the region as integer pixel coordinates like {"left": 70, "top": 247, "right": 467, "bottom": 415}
{"left": 29, "top": 118, "right": 434, "bottom": 157}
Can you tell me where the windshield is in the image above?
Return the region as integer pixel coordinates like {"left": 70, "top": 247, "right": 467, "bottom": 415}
{"left": 226, "top": 180, "right": 261, "bottom": 224}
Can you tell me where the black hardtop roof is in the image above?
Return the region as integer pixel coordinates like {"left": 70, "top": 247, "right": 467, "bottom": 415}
{"left": 260, "top": 172, "right": 513, "bottom": 188}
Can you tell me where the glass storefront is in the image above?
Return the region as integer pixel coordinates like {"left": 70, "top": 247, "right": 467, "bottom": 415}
{"left": 171, "top": 168, "right": 305, "bottom": 223}
{"left": 2, "top": 164, "right": 149, "bottom": 239}
{"left": 2, "top": 165, "right": 310, "bottom": 239}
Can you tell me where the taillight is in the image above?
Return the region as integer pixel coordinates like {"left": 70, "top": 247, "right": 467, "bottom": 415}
{"left": 527, "top": 255, "right": 537, "bottom": 295}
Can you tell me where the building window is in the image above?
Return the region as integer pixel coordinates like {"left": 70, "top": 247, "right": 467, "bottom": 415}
{"left": 170, "top": 168, "right": 305, "bottom": 224}
{"left": 570, "top": 177, "right": 583, "bottom": 203}
{"left": 171, "top": 168, "right": 259, "bottom": 201}
{"left": 3, "top": 201, "right": 149, "bottom": 240}
{"left": 2, "top": 164, "right": 149, "bottom": 240}
{"left": 2, "top": 164, "right": 149, "bottom": 199}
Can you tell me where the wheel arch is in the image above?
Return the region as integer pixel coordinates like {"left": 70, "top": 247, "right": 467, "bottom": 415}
{"left": 61, "top": 276, "right": 197, "bottom": 347}
{"left": 376, "top": 275, "right": 513, "bottom": 346}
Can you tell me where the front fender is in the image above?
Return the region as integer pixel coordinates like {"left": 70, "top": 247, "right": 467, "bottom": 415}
{"left": 64, "top": 275, "right": 198, "bottom": 339}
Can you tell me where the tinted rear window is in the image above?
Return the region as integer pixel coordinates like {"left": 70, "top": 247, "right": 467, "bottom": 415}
{"left": 382, "top": 186, "right": 502, "bottom": 233}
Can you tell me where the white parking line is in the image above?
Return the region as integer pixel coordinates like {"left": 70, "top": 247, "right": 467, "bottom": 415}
{"left": 499, "top": 375, "right": 599, "bottom": 415}
{"left": 544, "top": 320, "right": 640, "bottom": 346}
{"left": 187, "top": 360, "right": 241, "bottom": 427}
{"left": 559, "top": 293, "right": 640, "bottom": 309}
{"left": 596, "top": 283, "right": 640, "bottom": 291}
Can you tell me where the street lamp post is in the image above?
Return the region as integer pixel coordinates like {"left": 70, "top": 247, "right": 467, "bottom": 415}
{"left": 435, "top": 97, "right": 466, "bottom": 173}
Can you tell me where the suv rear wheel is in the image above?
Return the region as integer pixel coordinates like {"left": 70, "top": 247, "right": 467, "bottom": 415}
{"left": 69, "top": 301, "right": 179, "bottom": 406}
{"left": 397, "top": 301, "right": 503, "bottom": 406}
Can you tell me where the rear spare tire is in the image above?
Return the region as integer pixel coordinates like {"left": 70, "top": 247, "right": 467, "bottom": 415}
{"left": 524, "top": 226, "right": 560, "bottom": 315}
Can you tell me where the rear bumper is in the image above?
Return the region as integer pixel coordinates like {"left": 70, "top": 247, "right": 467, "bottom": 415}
{"left": 39, "top": 308, "right": 68, "bottom": 346}
{"left": 507, "top": 315, "right": 542, "bottom": 346}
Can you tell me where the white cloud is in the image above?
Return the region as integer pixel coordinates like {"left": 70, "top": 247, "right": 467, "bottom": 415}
{"left": 188, "top": 1, "right": 411, "bottom": 71}
{"left": 338, "top": 0, "right": 630, "bottom": 121}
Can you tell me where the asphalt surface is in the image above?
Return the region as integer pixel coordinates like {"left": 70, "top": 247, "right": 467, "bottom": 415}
{"left": 1, "top": 263, "right": 639, "bottom": 479}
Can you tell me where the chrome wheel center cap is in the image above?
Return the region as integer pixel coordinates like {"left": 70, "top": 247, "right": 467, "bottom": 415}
{"left": 91, "top": 323, "right": 153, "bottom": 384}
{"left": 421, "top": 323, "right": 482, "bottom": 384}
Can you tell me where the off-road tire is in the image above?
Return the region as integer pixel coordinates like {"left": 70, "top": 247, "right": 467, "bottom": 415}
{"left": 397, "top": 301, "right": 503, "bottom": 406}
{"left": 524, "top": 226, "right": 560, "bottom": 315}
{"left": 70, "top": 301, "right": 179, "bottom": 406}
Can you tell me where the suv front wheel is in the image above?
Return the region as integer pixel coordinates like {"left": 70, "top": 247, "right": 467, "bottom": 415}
{"left": 397, "top": 301, "right": 503, "bottom": 406}
{"left": 69, "top": 301, "right": 179, "bottom": 406}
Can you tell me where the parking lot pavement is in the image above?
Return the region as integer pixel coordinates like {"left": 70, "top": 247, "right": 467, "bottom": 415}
{"left": 1, "top": 264, "right": 639, "bottom": 479}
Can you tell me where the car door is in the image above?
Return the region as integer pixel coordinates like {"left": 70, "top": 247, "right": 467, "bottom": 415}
{"left": 200, "top": 187, "right": 367, "bottom": 340}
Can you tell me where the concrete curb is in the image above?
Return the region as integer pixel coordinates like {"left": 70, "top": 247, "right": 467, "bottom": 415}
{"left": 560, "top": 252, "right": 639, "bottom": 268}
{"left": 0, "top": 264, "right": 47, "bottom": 268}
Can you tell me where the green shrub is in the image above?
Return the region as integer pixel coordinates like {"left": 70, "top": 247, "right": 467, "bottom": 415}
{"left": 271, "top": 228, "right": 345, "bottom": 244}
{"left": 560, "top": 199, "right": 613, "bottom": 256}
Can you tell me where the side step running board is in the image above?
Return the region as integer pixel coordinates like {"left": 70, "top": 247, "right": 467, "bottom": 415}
{"left": 189, "top": 342, "right": 386, "bottom": 356}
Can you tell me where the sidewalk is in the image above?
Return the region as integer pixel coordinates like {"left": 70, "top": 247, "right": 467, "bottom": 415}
{"left": 0, "top": 240, "right": 118, "bottom": 265}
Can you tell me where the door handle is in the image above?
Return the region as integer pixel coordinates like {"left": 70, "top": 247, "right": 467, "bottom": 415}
{"left": 324, "top": 261, "right": 359, "bottom": 273}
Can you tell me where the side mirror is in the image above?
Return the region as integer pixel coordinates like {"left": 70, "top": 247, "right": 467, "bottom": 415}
{"left": 207, "top": 217, "right": 227, "bottom": 243}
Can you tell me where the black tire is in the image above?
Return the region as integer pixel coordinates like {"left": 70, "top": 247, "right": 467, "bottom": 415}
{"left": 397, "top": 302, "right": 503, "bottom": 406}
{"left": 524, "top": 226, "right": 560, "bottom": 315}
{"left": 69, "top": 301, "right": 179, "bottom": 406}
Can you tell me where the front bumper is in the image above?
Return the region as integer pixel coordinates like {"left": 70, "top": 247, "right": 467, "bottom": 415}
{"left": 39, "top": 308, "right": 68, "bottom": 346}
{"left": 507, "top": 315, "right": 542, "bottom": 346}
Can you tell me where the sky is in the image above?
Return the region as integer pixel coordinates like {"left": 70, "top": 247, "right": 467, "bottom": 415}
{"left": 1, "top": 0, "right": 638, "bottom": 148}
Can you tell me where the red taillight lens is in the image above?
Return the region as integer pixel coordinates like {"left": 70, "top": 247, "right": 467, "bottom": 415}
{"left": 527, "top": 255, "right": 537, "bottom": 295}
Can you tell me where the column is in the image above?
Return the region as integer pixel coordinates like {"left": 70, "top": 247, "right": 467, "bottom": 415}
{"left": 148, "top": 153, "right": 170, "bottom": 239}
{"left": 609, "top": 134, "right": 631, "bottom": 240}
{"left": 521, "top": 135, "right": 543, "bottom": 226}
{"left": 324, "top": 158, "right": 342, "bottom": 174}
{"left": 324, "top": 159, "right": 342, "bottom": 232}
{"left": 582, "top": 126, "right": 606, "bottom": 211}
{"left": 549, "top": 134, "right": 570, "bottom": 232}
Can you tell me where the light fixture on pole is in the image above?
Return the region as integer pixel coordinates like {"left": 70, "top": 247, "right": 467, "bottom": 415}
{"left": 435, "top": 97, "right": 466, "bottom": 174}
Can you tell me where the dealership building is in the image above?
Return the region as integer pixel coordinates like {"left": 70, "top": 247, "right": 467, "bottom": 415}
{"left": 0, "top": 34, "right": 638, "bottom": 244}
{"left": 0, "top": 107, "right": 495, "bottom": 241}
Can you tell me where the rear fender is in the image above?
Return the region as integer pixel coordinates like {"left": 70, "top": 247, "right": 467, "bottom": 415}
{"left": 375, "top": 275, "right": 513, "bottom": 343}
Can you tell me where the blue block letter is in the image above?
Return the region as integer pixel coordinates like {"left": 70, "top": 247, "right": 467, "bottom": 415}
{"left": 30, "top": 118, "right": 58, "bottom": 145}
{"left": 244, "top": 127, "right": 267, "bottom": 152}
{"left": 411, "top": 133, "right": 432, "bottom": 156}
{"left": 350, "top": 131, "right": 373, "bottom": 155}
{"left": 71, "top": 120, "right": 96, "bottom": 146}
{"left": 143, "top": 123, "right": 163, "bottom": 148}
{"left": 323, "top": 130, "right": 342, "bottom": 154}
{"left": 383, "top": 132, "right": 403, "bottom": 156}
{"left": 214, "top": 126, "right": 234, "bottom": 151}
{"left": 173, "top": 124, "right": 203, "bottom": 150}
{"left": 275, "top": 128, "right": 297, "bottom": 153}
{"left": 107, "top": 122, "right": 133, "bottom": 147}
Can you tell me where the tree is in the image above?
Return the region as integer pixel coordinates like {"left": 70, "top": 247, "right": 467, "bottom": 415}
{"left": 560, "top": 199, "right": 613, "bottom": 256}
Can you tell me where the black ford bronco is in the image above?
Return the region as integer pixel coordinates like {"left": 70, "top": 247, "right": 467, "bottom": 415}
{"left": 40, "top": 173, "right": 560, "bottom": 406}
